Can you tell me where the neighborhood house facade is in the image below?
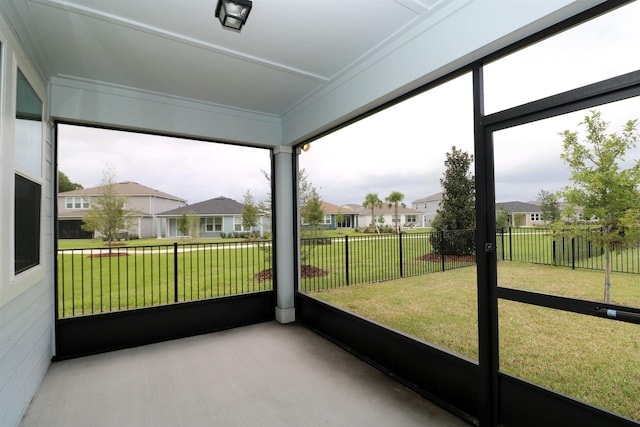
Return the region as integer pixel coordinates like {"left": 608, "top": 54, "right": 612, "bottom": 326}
{"left": 495, "top": 201, "right": 545, "bottom": 227}
{"left": 357, "top": 204, "right": 422, "bottom": 230}
{"left": 302, "top": 202, "right": 359, "bottom": 230}
{"left": 157, "top": 196, "right": 269, "bottom": 238}
{"left": 57, "top": 181, "right": 186, "bottom": 239}
{"left": 411, "top": 192, "right": 444, "bottom": 227}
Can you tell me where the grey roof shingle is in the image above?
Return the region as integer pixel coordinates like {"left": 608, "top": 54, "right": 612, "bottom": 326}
{"left": 59, "top": 181, "right": 185, "bottom": 202}
{"left": 158, "top": 196, "right": 243, "bottom": 216}
{"left": 412, "top": 192, "right": 444, "bottom": 204}
{"left": 496, "top": 201, "right": 542, "bottom": 213}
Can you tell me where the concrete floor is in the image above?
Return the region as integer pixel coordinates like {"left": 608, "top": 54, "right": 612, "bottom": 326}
{"left": 21, "top": 322, "right": 470, "bottom": 427}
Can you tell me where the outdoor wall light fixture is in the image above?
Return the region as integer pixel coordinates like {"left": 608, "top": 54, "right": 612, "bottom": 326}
{"left": 215, "top": 0, "right": 252, "bottom": 31}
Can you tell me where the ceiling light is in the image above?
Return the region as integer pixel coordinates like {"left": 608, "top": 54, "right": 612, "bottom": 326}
{"left": 215, "top": 0, "right": 252, "bottom": 31}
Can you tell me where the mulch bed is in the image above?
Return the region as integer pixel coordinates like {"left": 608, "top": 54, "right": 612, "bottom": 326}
{"left": 416, "top": 253, "right": 476, "bottom": 263}
{"left": 255, "top": 265, "right": 329, "bottom": 282}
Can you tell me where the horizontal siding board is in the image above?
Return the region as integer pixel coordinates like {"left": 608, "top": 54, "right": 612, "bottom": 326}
{"left": 0, "top": 281, "right": 53, "bottom": 427}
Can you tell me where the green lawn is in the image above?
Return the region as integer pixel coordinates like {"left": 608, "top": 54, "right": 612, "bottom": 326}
{"left": 57, "top": 242, "right": 273, "bottom": 317}
{"left": 309, "top": 261, "right": 640, "bottom": 421}
{"left": 57, "top": 237, "right": 256, "bottom": 249}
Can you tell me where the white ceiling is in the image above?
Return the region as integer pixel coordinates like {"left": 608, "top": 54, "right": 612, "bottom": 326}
{"left": 0, "top": 0, "right": 609, "bottom": 145}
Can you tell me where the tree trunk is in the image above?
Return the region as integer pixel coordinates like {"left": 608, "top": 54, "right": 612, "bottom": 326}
{"left": 604, "top": 245, "right": 611, "bottom": 304}
{"left": 395, "top": 204, "right": 399, "bottom": 234}
{"left": 371, "top": 207, "right": 375, "bottom": 231}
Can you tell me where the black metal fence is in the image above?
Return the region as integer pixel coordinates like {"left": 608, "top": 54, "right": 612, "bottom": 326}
{"left": 498, "top": 227, "right": 640, "bottom": 273}
{"left": 58, "top": 228, "right": 640, "bottom": 318}
{"left": 300, "top": 231, "right": 475, "bottom": 292}
{"left": 57, "top": 241, "right": 272, "bottom": 318}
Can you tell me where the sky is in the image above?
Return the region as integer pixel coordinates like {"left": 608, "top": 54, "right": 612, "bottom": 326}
{"left": 58, "top": 2, "right": 640, "bottom": 208}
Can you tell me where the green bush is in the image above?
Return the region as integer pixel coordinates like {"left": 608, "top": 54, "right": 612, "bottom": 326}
{"left": 429, "top": 229, "right": 475, "bottom": 256}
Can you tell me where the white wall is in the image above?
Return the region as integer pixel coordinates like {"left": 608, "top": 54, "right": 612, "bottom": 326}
{"left": 0, "top": 14, "right": 54, "bottom": 427}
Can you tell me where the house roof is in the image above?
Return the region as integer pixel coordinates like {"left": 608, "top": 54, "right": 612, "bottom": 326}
{"left": 342, "top": 204, "right": 362, "bottom": 212}
{"left": 320, "top": 202, "right": 356, "bottom": 215}
{"left": 59, "top": 181, "right": 185, "bottom": 202}
{"left": 158, "top": 196, "right": 244, "bottom": 216}
{"left": 496, "top": 201, "right": 542, "bottom": 214}
{"left": 412, "top": 192, "right": 444, "bottom": 204}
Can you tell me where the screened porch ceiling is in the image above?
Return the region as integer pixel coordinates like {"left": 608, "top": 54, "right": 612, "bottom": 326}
{"left": 1, "top": 0, "right": 608, "bottom": 146}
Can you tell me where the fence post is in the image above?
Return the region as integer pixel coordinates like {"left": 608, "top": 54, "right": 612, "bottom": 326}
{"left": 500, "top": 227, "right": 505, "bottom": 261}
{"left": 173, "top": 242, "right": 179, "bottom": 302}
{"left": 441, "top": 230, "right": 446, "bottom": 271}
{"left": 508, "top": 227, "right": 513, "bottom": 261}
{"left": 399, "top": 232, "right": 404, "bottom": 278}
{"left": 552, "top": 240, "right": 556, "bottom": 266}
{"left": 345, "top": 235, "right": 350, "bottom": 286}
{"left": 571, "top": 237, "right": 576, "bottom": 270}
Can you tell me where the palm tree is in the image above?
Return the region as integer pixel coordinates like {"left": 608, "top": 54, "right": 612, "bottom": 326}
{"left": 385, "top": 191, "right": 405, "bottom": 234}
{"left": 362, "top": 193, "right": 382, "bottom": 233}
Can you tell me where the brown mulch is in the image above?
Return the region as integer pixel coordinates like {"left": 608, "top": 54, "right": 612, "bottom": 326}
{"left": 416, "top": 253, "right": 476, "bottom": 263}
{"left": 255, "top": 265, "right": 329, "bottom": 282}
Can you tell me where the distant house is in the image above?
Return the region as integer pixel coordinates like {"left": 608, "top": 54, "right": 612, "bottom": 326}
{"left": 157, "top": 196, "right": 268, "bottom": 238}
{"left": 302, "top": 202, "right": 359, "bottom": 230}
{"left": 496, "top": 201, "right": 544, "bottom": 227}
{"left": 357, "top": 204, "right": 422, "bottom": 230}
{"left": 58, "top": 181, "right": 186, "bottom": 239}
{"left": 411, "top": 192, "right": 444, "bottom": 227}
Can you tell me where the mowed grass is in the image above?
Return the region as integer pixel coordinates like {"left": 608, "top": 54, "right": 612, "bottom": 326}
{"left": 57, "top": 244, "right": 272, "bottom": 317}
{"left": 309, "top": 261, "right": 640, "bottom": 421}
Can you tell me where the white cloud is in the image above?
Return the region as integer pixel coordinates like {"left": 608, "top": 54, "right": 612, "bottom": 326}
{"left": 58, "top": 125, "right": 271, "bottom": 205}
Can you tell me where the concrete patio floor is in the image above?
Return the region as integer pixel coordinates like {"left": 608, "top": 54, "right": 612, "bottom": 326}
{"left": 20, "top": 321, "right": 471, "bottom": 427}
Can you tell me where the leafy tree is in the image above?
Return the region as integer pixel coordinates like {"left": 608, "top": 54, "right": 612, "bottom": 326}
{"left": 188, "top": 212, "right": 200, "bottom": 240}
{"left": 300, "top": 186, "right": 325, "bottom": 263}
{"left": 559, "top": 110, "right": 640, "bottom": 303}
{"left": 58, "top": 171, "right": 83, "bottom": 192}
{"left": 430, "top": 146, "right": 475, "bottom": 255}
{"left": 537, "top": 189, "right": 561, "bottom": 223}
{"left": 258, "top": 169, "right": 272, "bottom": 223}
{"left": 496, "top": 207, "right": 509, "bottom": 230}
{"left": 301, "top": 186, "right": 324, "bottom": 226}
{"left": 177, "top": 213, "right": 190, "bottom": 238}
{"left": 242, "top": 189, "right": 260, "bottom": 236}
{"left": 386, "top": 191, "right": 405, "bottom": 234}
{"left": 335, "top": 212, "right": 345, "bottom": 228}
{"left": 362, "top": 193, "right": 382, "bottom": 233}
{"left": 81, "top": 168, "right": 136, "bottom": 246}
{"left": 177, "top": 211, "right": 200, "bottom": 239}
{"left": 512, "top": 213, "right": 525, "bottom": 227}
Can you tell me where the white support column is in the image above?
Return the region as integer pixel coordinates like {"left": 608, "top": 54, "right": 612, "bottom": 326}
{"left": 273, "top": 146, "right": 296, "bottom": 323}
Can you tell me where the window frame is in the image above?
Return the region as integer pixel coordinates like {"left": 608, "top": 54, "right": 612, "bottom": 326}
{"left": 13, "top": 66, "right": 44, "bottom": 280}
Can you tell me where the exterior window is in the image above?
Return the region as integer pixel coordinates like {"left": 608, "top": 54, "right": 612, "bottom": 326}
{"left": 234, "top": 216, "right": 247, "bottom": 232}
{"left": 15, "top": 174, "right": 41, "bottom": 274}
{"left": 204, "top": 217, "right": 222, "bottom": 232}
{"left": 14, "top": 68, "right": 43, "bottom": 275}
{"left": 531, "top": 213, "right": 540, "bottom": 221}
{"left": 66, "top": 196, "right": 89, "bottom": 209}
{"left": 324, "top": 215, "right": 331, "bottom": 225}
{"left": 392, "top": 215, "right": 400, "bottom": 223}
{"left": 406, "top": 215, "right": 417, "bottom": 223}
{"left": 15, "top": 69, "right": 42, "bottom": 176}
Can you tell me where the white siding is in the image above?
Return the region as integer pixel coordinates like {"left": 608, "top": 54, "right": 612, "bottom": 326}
{"left": 0, "top": 16, "right": 54, "bottom": 427}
